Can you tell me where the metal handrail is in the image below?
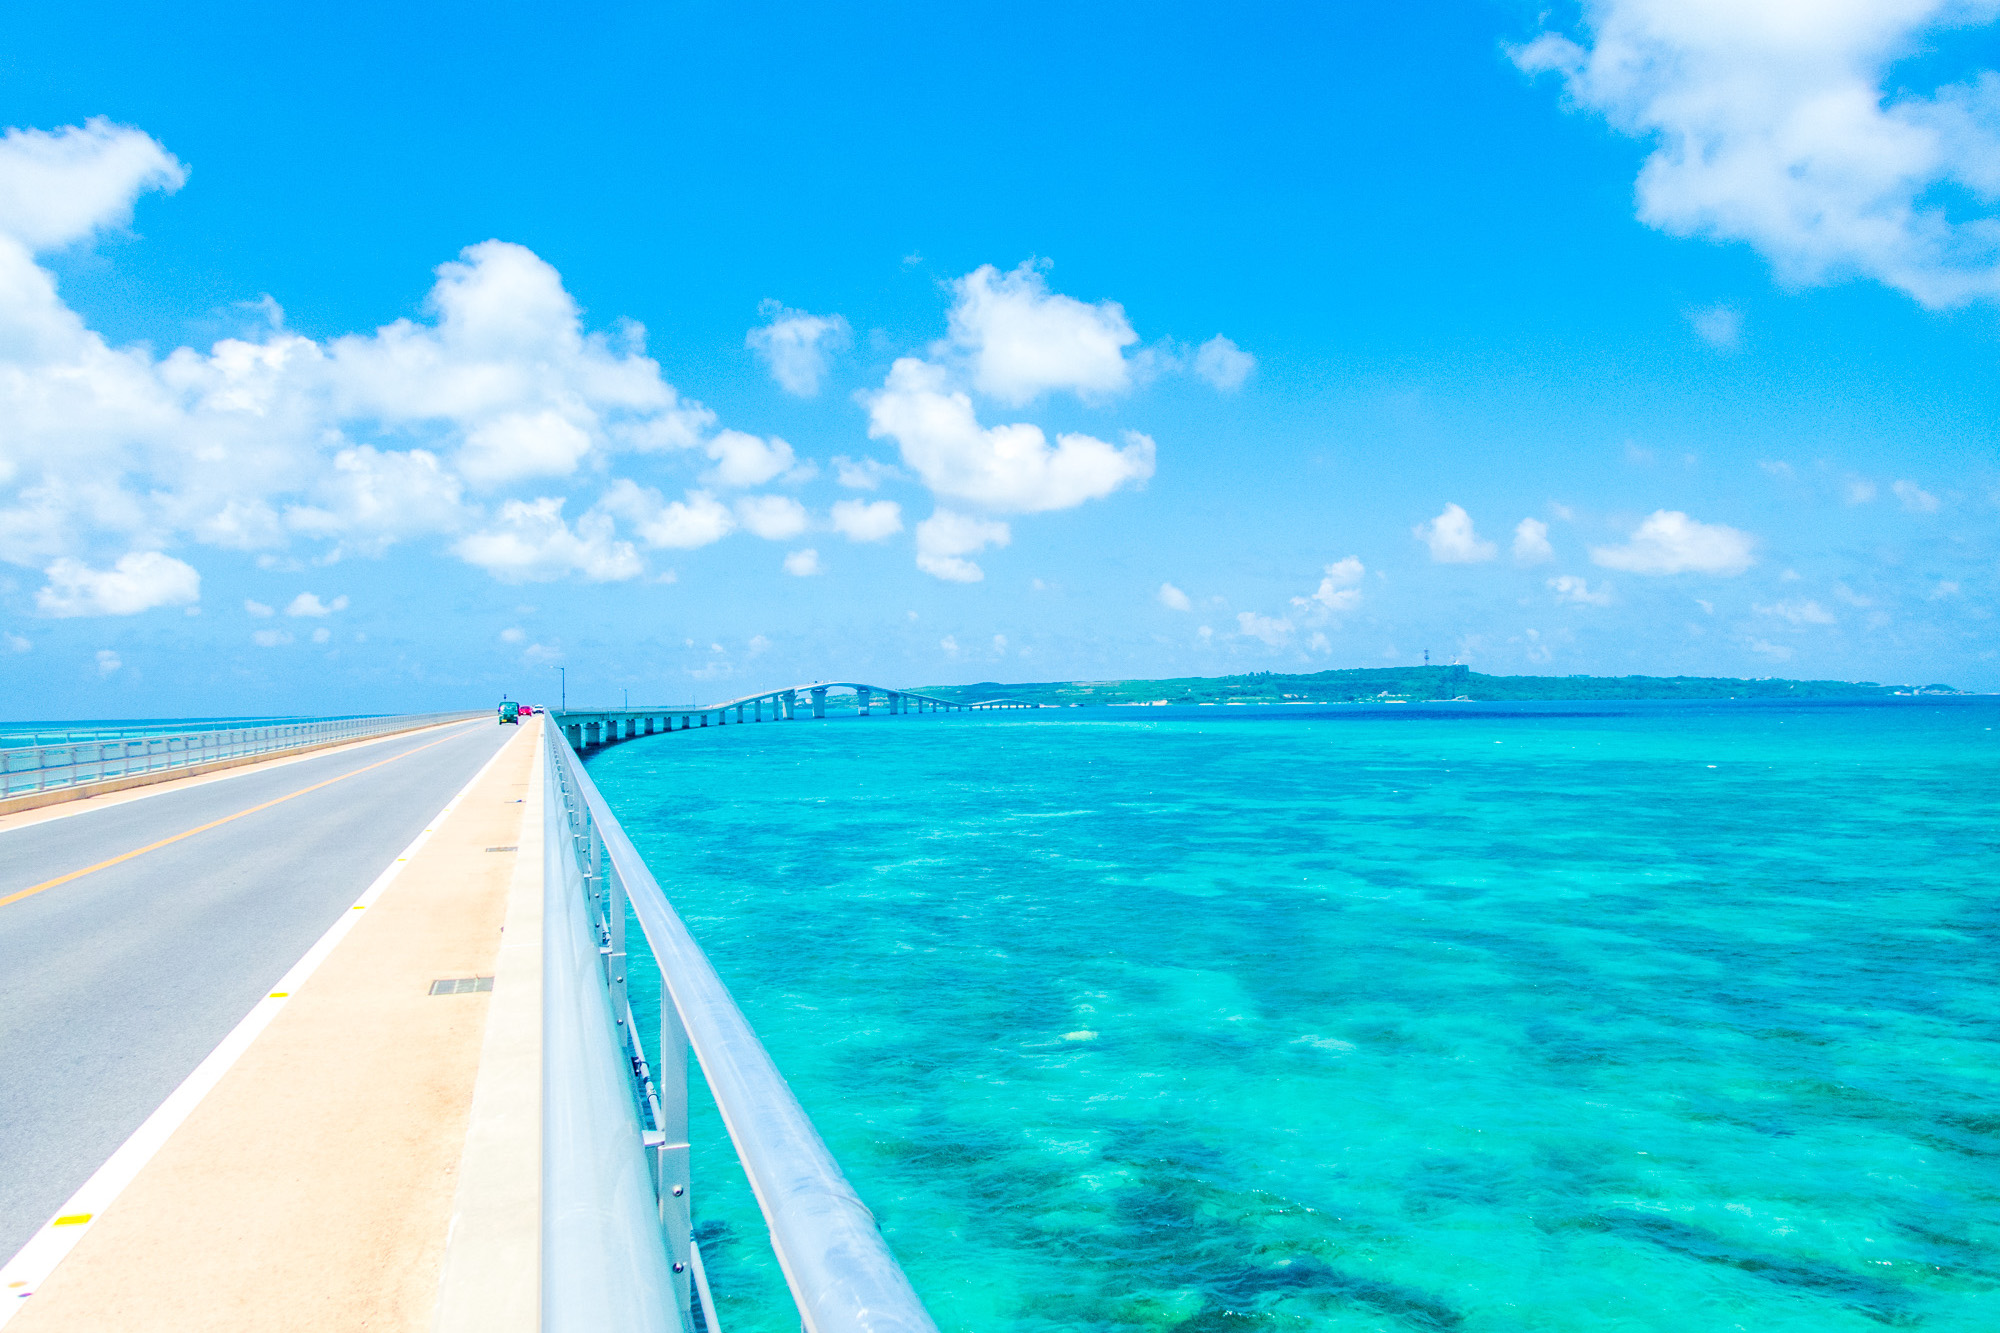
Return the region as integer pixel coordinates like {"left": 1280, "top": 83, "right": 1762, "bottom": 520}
{"left": 542, "top": 722, "right": 937, "bottom": 1333}
{"left": 0, "top": 710, "right": 487, "bottom": 798}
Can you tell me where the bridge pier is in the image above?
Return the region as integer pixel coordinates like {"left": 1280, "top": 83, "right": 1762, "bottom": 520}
{"left": 783, "top": 690, "right": 797, "bottom": 720}
{"left": 857, "top": 687, "right": 872, "bottom": 716}
{"left": 811, "top": 687, "right": 826, "bottom": 719}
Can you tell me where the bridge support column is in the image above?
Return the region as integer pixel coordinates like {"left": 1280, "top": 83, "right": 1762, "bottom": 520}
{"left": 858, "top": 687, "right": 872, "bottom": 716}
{"left": 811, "top": 687, "right": 826, "bottom": 719}
{"left": 784, "top": 690, "right": 797, "bottom": 719}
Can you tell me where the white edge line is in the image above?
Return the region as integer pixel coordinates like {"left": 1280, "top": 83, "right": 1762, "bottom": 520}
{"left": 0, "top": 727, "right": 518, "bottom": 1324}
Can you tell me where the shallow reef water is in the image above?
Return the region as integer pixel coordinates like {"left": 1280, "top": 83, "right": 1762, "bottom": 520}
{"left": 588, "top": 699, "right": 2000, "bottom": 1332}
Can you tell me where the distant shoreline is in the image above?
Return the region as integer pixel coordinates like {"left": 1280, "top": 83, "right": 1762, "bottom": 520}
{"left": 915, "top": 666, "right": 1964, "bottom": 708}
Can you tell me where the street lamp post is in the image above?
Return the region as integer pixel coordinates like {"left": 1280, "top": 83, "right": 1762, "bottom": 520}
{"left": 558, "top": 666, "right": 566, "bottom": 712}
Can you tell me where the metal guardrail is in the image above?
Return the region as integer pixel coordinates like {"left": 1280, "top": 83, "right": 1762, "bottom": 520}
{"left": 0, "top": 711, "right": 487, "bottom": 798}
{"left": 543, "top": 722, "right": 938, "bottom": 1333}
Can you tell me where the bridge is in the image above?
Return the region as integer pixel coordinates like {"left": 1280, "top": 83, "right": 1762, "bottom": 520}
{"left": 0, "top": 695, "right": 974, "bottom": 1331}
{"left": 554, "top": 681, "right": 1041, "bottom": 751}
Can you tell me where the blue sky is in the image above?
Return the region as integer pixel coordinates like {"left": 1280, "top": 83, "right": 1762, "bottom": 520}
{"left": 2, "top": 1, "right": 1997, "bottom": 715}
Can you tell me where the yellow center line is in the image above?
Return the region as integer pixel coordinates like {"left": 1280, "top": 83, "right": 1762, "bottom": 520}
{"left": 0, "top": 723, "right": 483, "bottom": 909}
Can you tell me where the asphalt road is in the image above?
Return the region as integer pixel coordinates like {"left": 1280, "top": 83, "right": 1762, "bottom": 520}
{"left": 0, "top": 719, "right": 516, "bottom": 1262}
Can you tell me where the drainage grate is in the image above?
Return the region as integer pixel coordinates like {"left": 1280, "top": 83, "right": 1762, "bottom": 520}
{"left": 484, "top": 845, "right": 518, "bottom": 852}
{"left": 429, "top": 976, "right": 494, "bottom": 995}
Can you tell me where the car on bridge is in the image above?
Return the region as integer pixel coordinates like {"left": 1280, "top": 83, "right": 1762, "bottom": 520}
{"left": 498, "top": 701, "right": 520, "bottom": 724}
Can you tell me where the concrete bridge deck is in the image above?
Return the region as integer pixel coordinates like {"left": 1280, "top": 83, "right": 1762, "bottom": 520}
{"left": 0, "top": 716, "right": 531, "bottom": 1329}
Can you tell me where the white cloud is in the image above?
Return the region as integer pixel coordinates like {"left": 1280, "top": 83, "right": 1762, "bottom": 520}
{"left": 596, "top": 481, "right": 736, "bottom": 549}
{"left": 1846, "top": 477, "right": 1879, "bottom": 504}
{"left": 1759, "top": 459, "right": 1795, "bottom": 479}
{"left": 736, "top": 494, "right": 810, "bottom": 541}
{"left": 1687, "top": 304, "right": 1743, "bottom": 348}
{"left": 1591, "top": 510, "right": 1756, "bottom": 575}
{"left": 1749, "top": 638, "right": 1794, "bottom": 661}
{"left": 500, "top": 626, "right": 526, "bottom": 643}
{"left": 35, "top": 551, "right": 200, "bottom": 617}
{"left": 945, "top": 261, "right": 1137, "bottom": 404}
{"left": 452, "top": 497, "right": 642, "bottom": 583}
{"left": 1927, "top": 579, "right": 1961, "bottom": 600}
{"left": 1236, "top": 611, "right": 1293, "bottom": 647}
{"left": 95, "top": 647, "right": 121, "bottom": 675}
{"left": 456, "top": 410, "right": 595, "bottom": 487}
{"left": 1756, "top": 599, "right": 1836, "bottom": 624}
{"left": 1512, "top": 517, "right": 1554, "bottom": 565}
{"left": 311, "top": 626, "right": 331, "bottom": 644}
{"left": 939, "top": 634, "right": 960, "bottom": 656}
{"left": 252, "top": 628, "right": 292, "bottom": 648}
{"left": 285, "top": 591, "right": 348, "bottom": 617}
{"left": 864, "top": 358, "right": 1155, "bottom": 513}
{"left": 0, "top": 118, "right": 185, "bottom": 251}
{"left": 1158, "top": 581, "right": 1192, "bottom": 611}
{"left": 0, "top": 129, "right": 717, "bottom": 581}
{"left": 746, "top": 302, "right": 850, "bottom": 396}
{"left": 1192, "top": 335, "right": 1255, "bottom": 390}
{"left": 702, "top": 430, "right": 802, "bottom": 488}
{"left": 915, "top": 509, "right": 1010, "bottom": 582}
{"left": 4, "top": 632, "right": 29, "bottom": 652}
{"left": 1413, "top": 503, "right": 1497, "bottom": 563}
{"left": 245, "top": 598, "right": 273, "bottom": 617}
{"left": 1291, "top": 557, "right": 1365, "bottom": 614}
{"left": 1549, "top": 574, "right": 1615, "bottom": 605}
{"left": 1893, "top": 479, "right": 1940, "bottom": 512}
{"left": 783, "top": 548, "right": 823, "bottom": 576}
{"left": 829, "top": 498, "right": 903, "bottom": 542}
{"left": 831, "top": 456, "right": 896, "bottom": 490}
{"left": 1514, "top": 2, "right": 2000, "bottom": 307}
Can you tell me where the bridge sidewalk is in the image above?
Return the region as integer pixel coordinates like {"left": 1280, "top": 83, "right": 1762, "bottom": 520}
{"left": 9, "top": 720, "right": 544, "bottom": 1332}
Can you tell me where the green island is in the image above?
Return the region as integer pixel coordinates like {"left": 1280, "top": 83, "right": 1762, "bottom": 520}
{"left": 918, "top": 665, "right": 1963, "bottom": 707}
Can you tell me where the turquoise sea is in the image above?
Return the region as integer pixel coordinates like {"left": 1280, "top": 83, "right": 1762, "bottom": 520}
{"left": 589, "top": 700, "right": 2000, "bottom": 1332}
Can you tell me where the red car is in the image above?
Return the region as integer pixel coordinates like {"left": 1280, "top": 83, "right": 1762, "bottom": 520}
{"left": 518, "top": 704, "right": 535, "bottom": 717}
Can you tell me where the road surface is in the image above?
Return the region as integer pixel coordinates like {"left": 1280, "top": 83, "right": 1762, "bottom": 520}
{"left": 0, "top": 719, "right": 515, "bottom": 1263}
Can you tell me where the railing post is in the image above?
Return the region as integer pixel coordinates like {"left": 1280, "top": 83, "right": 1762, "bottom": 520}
{"left": 659, "top": 1003, "right": 694, "bottom": 1332}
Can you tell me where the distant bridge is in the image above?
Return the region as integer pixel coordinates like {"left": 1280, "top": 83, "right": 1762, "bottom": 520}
{"left": 553, "top": 682, "right": 1039, "bottom": 751}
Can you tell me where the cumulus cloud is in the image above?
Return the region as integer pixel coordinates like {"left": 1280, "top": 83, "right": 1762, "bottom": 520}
{"left": 1414, "top": 503, "right": 1497, "bottom": 563}
{"left": 702, "top": 430, "right": 803, "bottom": 489}
{"left": 1846, "top": 477, "right": 1879, "bottom": 504}
{"left": 5, "top": 632, "right": 30, "bottom": 652}
{"left": 864, "top": 357, "right": 1154, "bottom": 513}
{"left": 95, "top": 647, "right": 122, "bottom": 675}
{"left": 735, "top": 494, "right": 809, "bottom": 541}
{"left": 245, "top": 598, "right": 273, "bottom": 617}
{"left": 0, "top": 126, "right": 723, "bottom": 583}
{"left": 829, "top": 497, "right": 902, "bottom": 542}
{"left": 831, "top": 456, "right": 896, "bottom": 490}
{"left": 252, "top": 628, "right": 293, "bottom": 648}
{"left": 1512, "top": 517, "right": 1554, "bottom": 565}
{"left": 1514, "top": 1, "right": 2000, "bottom": 307}
{"left": 915, "top": 509, "right": 1010, "bottom": 582}
{"left": 746, "top": 302, "right": 851, "bottom": 397}
{"left": 1893, "top": 478, "right": 1940, "bottom": 512}
{"left": 284, "top": 591, "right": 348, "bottom": 617}
{"left": 1291, "top": 557, "right": 1365, "bottom": 615}
{"left": 946, "top": 261, "right": 1138, "bottom": 403}
{"left": 596, "top": 481, "right": 735, "bottom": 549}
{"left": 452, "top": 497, "right": 642, "bottom": 583}
{"left": 0, "top": 118, "right": 185, "bottom": 251}
{"left": 1591, "top": 510, "right": 1756, "bottom": 575}
{"left": 36, "top": 551, "right": 200, "bottom": 617}
{"left": 1192, "top": 335, "right": 1255, "bottom": 390}
{"left": 1158, "top": 581, "right": 1192, "bottom": 611}
{"left": 783, "top": 548, "right": 823, "bottom": 576}
{"left": 1549, "top": 574, "right": 1614, "bottom": 605}
{"left": 1236, "top": 611, "right": 1293, "bottom": 647}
